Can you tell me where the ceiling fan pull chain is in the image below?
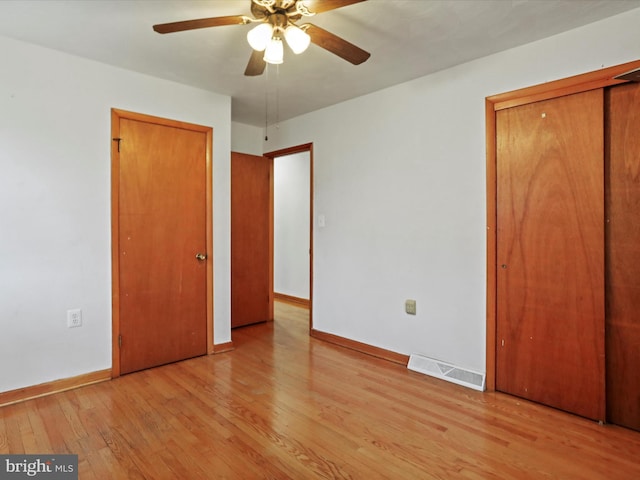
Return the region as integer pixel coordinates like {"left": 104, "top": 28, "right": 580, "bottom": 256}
{"left": 264, "top": 64, "right": 270, "bottom": 141}
{"left": 276, "top": 63, "right": 280, "bottom": 131}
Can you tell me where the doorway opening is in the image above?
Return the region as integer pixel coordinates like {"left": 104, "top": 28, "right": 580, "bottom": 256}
{"left": 230, "top": 143, "right": 313, "bottom": 332}
{"left": 266, "top": 143, "right": 314, "bottom": 330}
{"left": 272, "top": 151, "right": 311, "bottom": 307}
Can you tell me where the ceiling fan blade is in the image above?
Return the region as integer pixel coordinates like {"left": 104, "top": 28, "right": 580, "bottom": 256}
{"left": 153, "top": 15, "right": 249, "bottom": 34}
{"left": 244, "top": 49, "right": 267, "bottom": 76}
{"left": 303, "top": 0, "right": 367, "bottom": 14}
{"left": 305, "top": 24, "right": 370, "bottom": 65}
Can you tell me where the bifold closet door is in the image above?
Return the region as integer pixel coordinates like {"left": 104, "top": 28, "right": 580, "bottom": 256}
{"left": 496, "top": 89, "right": 605, "bottom": 421}
{"left": 606, "top": 82, "right": 640, "bottom": 431}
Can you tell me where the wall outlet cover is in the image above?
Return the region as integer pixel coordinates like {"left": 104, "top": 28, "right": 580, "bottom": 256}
{"left": 67, "top": 309, "right": 82, "bottom": 328}
{"left": 405, "top": 299, "right": 416, "bottom": 315}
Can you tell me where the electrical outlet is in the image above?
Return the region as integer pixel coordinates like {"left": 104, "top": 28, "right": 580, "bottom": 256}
{"left": 67, "top": 309, "right": 82, "bottom": 328}
{"left": 405, "top": 299, "right": 416, "bottom": 315}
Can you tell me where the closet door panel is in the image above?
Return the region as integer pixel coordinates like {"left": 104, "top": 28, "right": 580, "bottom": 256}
{"left": 606, "top": 82, "right": 640, "bottom": 431}
{"left": 496, "top": 90, "right": 605, "bottom": 421}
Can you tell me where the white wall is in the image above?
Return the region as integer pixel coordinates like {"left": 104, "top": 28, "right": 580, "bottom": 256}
{"left": 0, "top": 34, "right": 232, "bottom": 393}
{"left": 231, "top": 121, "right": 264, "bottom": 156}
{"left": 261, "top": 9, "right": 640, "bottom": 373}
{"left": 274, "top": 152, "right": 310, "bottom": 299}
{"left": 2, "top": 7, "right": 639, "bottom": 393}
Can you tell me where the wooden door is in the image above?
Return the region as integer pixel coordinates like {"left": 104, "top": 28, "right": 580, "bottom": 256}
{"left": 605, "top": 82, "right": 640, "bottom": 431}
{"left": 231, "top": 152, "right": 272, "bottom": 328}
{"left": 114, "top": 112, "right": 210, "bottom": 375}
{"left": 496, "top": 90, "right": 605, "bottom": 421}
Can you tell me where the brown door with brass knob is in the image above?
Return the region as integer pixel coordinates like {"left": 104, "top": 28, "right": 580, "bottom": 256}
{"left": 113, "top": 110, "right": 211, "bottom": 375}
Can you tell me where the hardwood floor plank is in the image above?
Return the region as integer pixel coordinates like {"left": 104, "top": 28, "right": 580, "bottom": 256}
{"left": 1, "top": 302, "right": 640, "bottom": 478}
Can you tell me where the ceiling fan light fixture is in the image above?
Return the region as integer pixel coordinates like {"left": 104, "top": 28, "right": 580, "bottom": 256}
{"left": 247, "top": 23, "right": 273, "bottom": 51}
{"left": 264, "top": 37, "right": 284, "bottom": 64}
{"left": 153, "top": 0, "right": 372, "bottom": 76}
{"left": 284, "top": 24, "right": 310, "bottom": 54}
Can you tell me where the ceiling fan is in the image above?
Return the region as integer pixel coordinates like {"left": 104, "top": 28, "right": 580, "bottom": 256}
{"left": 153, "top": 0, "right": 371, "bottom": 76}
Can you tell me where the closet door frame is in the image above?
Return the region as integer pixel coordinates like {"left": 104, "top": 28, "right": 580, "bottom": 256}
{"left": 485, "top": 59, "right": 640, "bottom": 392}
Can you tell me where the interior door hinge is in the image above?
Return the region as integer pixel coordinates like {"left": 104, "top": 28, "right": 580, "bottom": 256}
{"left": 113, "top": 137, "right": 122, "bottom": 152}
{"left": 118, "top": 334, "right": 122, "bottom": 348}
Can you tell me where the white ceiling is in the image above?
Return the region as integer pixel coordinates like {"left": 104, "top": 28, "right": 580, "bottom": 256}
{"left": 1, "top": 0, "right": 638, "bottom": 126}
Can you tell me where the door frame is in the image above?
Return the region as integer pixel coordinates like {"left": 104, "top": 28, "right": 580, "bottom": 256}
{"left": 485, "top": 59, "right": 640, "bottom": 391}
{"left": 264, "top": 143, "right": 314, "bottom": 331}
{"left": 110, "top": 108, "right": 214, "bottom": 378}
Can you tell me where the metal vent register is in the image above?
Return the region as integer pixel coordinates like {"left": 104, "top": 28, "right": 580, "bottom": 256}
{"left": 408, "top": 354, "right": 486, "bottom": 391}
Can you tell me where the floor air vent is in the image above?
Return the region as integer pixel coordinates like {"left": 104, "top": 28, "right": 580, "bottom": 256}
{"left": 407, "top": 354, "right": 485, "bottom": 391}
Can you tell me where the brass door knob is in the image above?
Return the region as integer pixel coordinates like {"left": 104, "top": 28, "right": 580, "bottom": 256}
{"left": 195, "top": 253, "right": 207, "bottom": 261}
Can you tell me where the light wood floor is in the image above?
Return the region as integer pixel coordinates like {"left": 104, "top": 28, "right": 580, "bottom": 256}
{"left": 1, "top": 302, "right": 640, "bottom": 479}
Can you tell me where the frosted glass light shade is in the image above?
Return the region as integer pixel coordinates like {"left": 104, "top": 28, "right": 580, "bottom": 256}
{"left": 247, "top": 23, "right": 273, "bottom": 51}
{"left": 264, "top": 37, "right": 284, "bottom": 64}
{"left": 284, "top": 25, "right": 310, "bottom": 54}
